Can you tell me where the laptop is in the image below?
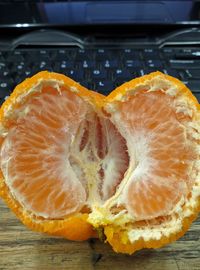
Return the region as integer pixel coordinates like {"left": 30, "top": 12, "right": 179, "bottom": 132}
{"left": 0, "top": 0, "right": 200, "bottom": 103}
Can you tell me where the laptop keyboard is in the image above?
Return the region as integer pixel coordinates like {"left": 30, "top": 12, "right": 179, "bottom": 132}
{"left": 0, "top": 47, "right": 200, "bottom": 104}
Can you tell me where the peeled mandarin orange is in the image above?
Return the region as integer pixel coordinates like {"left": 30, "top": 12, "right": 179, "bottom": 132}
{"left": 0, "top": 71, "right": 199, "bottom": 254}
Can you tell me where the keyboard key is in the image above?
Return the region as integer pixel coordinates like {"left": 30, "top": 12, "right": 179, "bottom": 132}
{"left": 193, "top": 92, "right": 200, "bottom": 102}
{"left": 89, "top": 69, "right": 107, "bottom": 79}
{"left": 24, "top": 69, "right": 33, "bottom": 76}
{"left": 95, "top": 49, "right": 114, "bottom": 61}
{"left": 75, "top": 49, "right": 92, "bottom": 61}
{"left": 31, "top": 59, "right": 52, "bottom": 71}
{"left": 143, "top": 49, "right": 161, "bottom": 60}
{"left": 169, "top": 60, "right": 200, "bottom": 69}
{"left": 13, "top": 50, "right": 23, "bottom": 55}
{"left": 0, "top": 69, "right": 9, "bottom": 78}
{"left": 80, "top": 60, "right": 95, "bottom": 69}
{"left": 185, "top": 69, "right": 200, "bottom": 79}
{"left": 59, "top": 49, "right": 74, "bottom": 56}
{"left": 39, "top": 49, "right": 49, "bottom": 55}
{"left": 54, "top": 61, "right": 75, "bottom": 71}
{"left": 183, "top": 80, "right": 200, "bottom": 92}
{"left": 99, "top": 60, "right": 118, "bottom": 69}
{"left": 39, "top": 60, "right": 51, "bottom": 68}
{"left": 124, "top": 60, "right": 143, "bottom": 68}
{"left": 163, "top": 69, "right": 180, "bottom": 78}
{"left": 178, "top": 48, "right": 193, "bottom": 54}
{"left": 121, "top": 49, "right": 141, "bottom": 60}
{"left": 162, "top": 48, "right": 175, "bottom": 55}
{"left": 139, "top": 69, "right": 145, "bottom": 76}
{"left": 113, "top": 69, "right": 131, "bottom": 79}
{"left": 0, "top": 62, "right": 6, "bottom": 71}
{"left": 34, "top": 50, "right": 51, "bottom": 60}
{"left": 16, "top": 63, "right": 25, "bottom": 71}
{"left": 12, "top": 62, "right": 26, "bottom": 73}
{"left": 15, "top": 69, "right": 34, "bottom": 81}
{"left": 0, "top": 80, "right": 13, "bottom": 98}
{"left": 65, "top": 70, "right": 84, "bottom": 81}
{"left": 54, "top": 49, "right": 74, "bottom": 59}
{"left": 95, "top": 80, "right": 114, "bottom": 94}
{"left": 146, "top": 60, "right": 162, "bottom": 68}
{"left": 175, "top": 49, "right": 200, "bottom": 60}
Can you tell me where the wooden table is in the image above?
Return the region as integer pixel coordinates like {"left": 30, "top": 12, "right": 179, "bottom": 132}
{"left": 0, "top": 199, "right": 200, "bottom": 270}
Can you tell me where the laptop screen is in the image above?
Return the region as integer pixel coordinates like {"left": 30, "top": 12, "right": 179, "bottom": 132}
{"left": 0, "top": 0, "right": 200, "bottom": 27}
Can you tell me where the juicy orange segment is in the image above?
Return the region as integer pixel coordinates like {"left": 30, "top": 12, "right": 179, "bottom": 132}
{"left": 0, "top": 71, "right": 199, "bottom": 254}
{"left": 114, "top": 91, "right": 195, "bottom": 220}
{"left": 1, "top": 89, "right": 88, "bottom": 218}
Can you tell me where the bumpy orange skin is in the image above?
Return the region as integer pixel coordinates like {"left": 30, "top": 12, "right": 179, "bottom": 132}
{"left": 104, "top": 201, "right": 200, "bottom": 254}
{"left": 0, "top": 71, "right": 98, "bottom": 241}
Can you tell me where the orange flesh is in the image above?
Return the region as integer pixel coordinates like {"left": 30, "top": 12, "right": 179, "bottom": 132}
{"left": 1, "top": 86, "right": 88, "bottom": 218}
{"left": 0, "top": 79, "right": 197, "bottom": 223}
{"left": 0, "top": 85, "right": 129, "bottom": 219}
{"left": 111, "top": 91, "right": 196, "bottom": 220}
{"left": 0, "top": 70, "right": 199, "bottom": 254}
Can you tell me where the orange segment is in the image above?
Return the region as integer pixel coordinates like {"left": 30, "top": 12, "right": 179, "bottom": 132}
{"left": 1, "top": 87, "right": 90, "bottom": 218}
{"left": 111, "top": 91, "right": 196, "bottom": 219}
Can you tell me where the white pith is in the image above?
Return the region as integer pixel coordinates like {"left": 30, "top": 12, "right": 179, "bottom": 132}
{"left": 0, "top": 76, "right": 199, "bottom": 243}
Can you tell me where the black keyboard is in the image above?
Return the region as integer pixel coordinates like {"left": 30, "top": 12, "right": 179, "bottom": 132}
{"left": 0, "top": 47, "right": 200, "bottom": 104}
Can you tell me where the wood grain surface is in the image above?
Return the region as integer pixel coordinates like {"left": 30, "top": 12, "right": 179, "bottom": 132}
{"left": 0, "top": 199, "right": 200, "bottom": 270}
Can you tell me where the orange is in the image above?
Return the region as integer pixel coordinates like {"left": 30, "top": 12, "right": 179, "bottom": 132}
{"left": 0, "top": 71, "right": 199, "bottom": 254}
